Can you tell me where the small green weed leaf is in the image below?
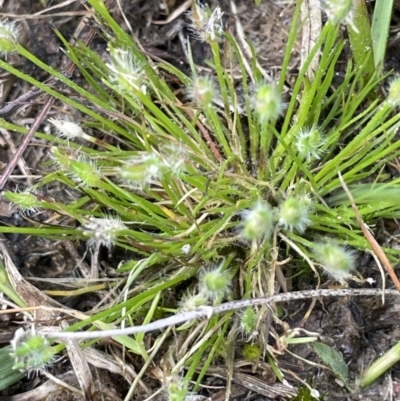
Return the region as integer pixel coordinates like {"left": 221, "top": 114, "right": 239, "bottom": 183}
{"left": 313, "top": 342, "right": 350, "bottom": 389}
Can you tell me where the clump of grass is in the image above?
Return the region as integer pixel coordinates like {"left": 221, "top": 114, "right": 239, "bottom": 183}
{"left": 0, "top": 0, "right": 400, "bottom": 395}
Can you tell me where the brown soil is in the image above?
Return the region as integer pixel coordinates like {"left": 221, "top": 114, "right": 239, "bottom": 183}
{"left": 0, "top": 0, "right": 400, "bottom": 400}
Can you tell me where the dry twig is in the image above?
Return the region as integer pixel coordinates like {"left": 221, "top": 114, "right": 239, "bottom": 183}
{"left": 48, "top": 288, "right": 399, "bottom": 340}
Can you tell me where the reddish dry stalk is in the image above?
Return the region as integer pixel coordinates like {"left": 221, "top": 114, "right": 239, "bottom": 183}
{"left": 0, "top": 0, "right": 116, "bottom": 191}
{"left": 338, "top": 172, "right": 400, "bottom": 292}
{"left": 0, "top": 96, "right": 54, "bottom": 191}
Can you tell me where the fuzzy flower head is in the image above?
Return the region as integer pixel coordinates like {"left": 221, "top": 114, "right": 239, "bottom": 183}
{"left": 189, "top": 76, "right": 216, "bottom": 108}
{"left": 10, "top": 328, "right": 55, "bottom": 374}
{"left": 253, "top": 83, "right": 282, "bottom": 124}
{"left": 3, "top": 188, "right": 41, "bottom": 214}
{"left": 180, "top": 290, "right": 207, "bottom": 311}
{"left": 189, "top": 2, "right": 225, "bottom": 43}
{"left": 198, "top": 265, "right": 231, "bottom": 301}
{"left": 388, "top": 75, "right": 400, "bottom": 107}
{"left": 323, "top": 0, "right": 357, "bottom": 31}
{"left": 0, "top": 20, "right": 19, "bottom": 57}
{"left": 51, "top": 146, "right": 102, "bottom": 188}
{"left": 81, "top": 216, "right": 127, "bottom": 248}
{"left": 117, "top": 152, "right": 163, "bottom": 187}
{"left": 294, "top": 126, "right": 325, "bottom": 161}
{"left": 166, "top": 376, "right": 189, "bottom": 401}
{"left": 69, "top": 155, "right": 103, "bottom": 188}
{"left": 278, "top": 196, "right": 311, "bottom": 233}
{"left": 107, "top": 45, "right": 144, "bottom": 93}
{"left": 159, "top": 142, "right": 189, "bottom": 176}
{"left": 48, "top": 117, "right": 85, "bottom": 141}
{"left": 240, "top": 307, "right": 258, "bottom": 337}
{"left": 313, "top": 242, "right": 355, "bottom": 283}
{"left": 240, "top": 201, "right": 274, "bottom": 242}
{"left": 50, "top": 146, "right": 75, "bottom": 170}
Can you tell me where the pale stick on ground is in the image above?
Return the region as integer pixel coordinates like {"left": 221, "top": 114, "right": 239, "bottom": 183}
{"left": 47, "top": 288, "right": 400, "bottom": 340}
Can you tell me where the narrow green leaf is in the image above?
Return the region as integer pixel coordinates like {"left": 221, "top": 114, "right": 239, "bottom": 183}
{"left": 371, "top": 0, "right": 394, "bottom": 72}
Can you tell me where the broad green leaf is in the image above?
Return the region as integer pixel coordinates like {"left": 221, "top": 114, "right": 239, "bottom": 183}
{"left": 313, "top": 342, "right": 350, "bottom": 389}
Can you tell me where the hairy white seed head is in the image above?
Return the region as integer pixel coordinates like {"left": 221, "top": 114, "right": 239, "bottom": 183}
{"left": 118, "top": 152, "right": 163, "bottom": 187}
{"left": 313, "top": 241, "right": 355, "bottom": 283}
{"left": 3, "top": 188, "right": 41, "bottom": 214}
{"left": 294, "top": 126, "right": 325, "bottom": 161}
{"left": 189, "top": 2, "right": 224, "bottom": 43}
{"left": 81, "top": 215, "right": 127, "bottom": 248}
{"left": 240, "top": 307, "right": 258, "bottom": 337}
{"left": 188, "top": 76, "right": 216, "bottom": 108}
{"left": 253, "top": 83, "right": 282, "bottom": 123}
{"left": 166, "top": 376, "right": 189, "bottom": 401}
{"left": 69, "top": 155, "right": 103, "bottom": 188}
{"left": 180, "top": 290, "right": 207, "bottom": 311}
{"left": 107, "top": 46, "right": 144, "bottom": 92}
{"left": 10, "top": 328, "right": 55, "bottom": 374}
{"left": 160, "top": 142, "right": 189, "bottom": 175}
{"left": 198, "top": 265, "right": 231, "bottom": 301}
{"left": 278, "top": 196, "right": 311, "bottom": 233}
{"left": 50, "top": 146, "right": 76, "bottom": 170}
{"left": 388, "top": 75, "right": 400, "bottom": 107}
{"left": 323, "top": 0, "right": 357, "bottom": 32}
{"left": 0, "top": 20, "right": 20, "bottom": 57}
{"left": 240, "top": 201, "right": 274, "bottom": 241}
{"left": 48, "top": 118, "right": 85, "bottom": 140}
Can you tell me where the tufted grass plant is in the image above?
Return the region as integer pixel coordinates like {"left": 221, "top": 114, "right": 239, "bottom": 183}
{"left": 0, "top": 0, "right": 400, "bottom": 394}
